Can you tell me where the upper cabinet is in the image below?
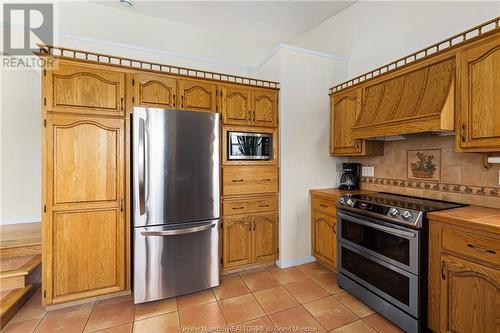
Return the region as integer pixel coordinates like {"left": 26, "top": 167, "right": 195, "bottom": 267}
{"left": 458, "top": 34, "right": 500, "bottom": 152}
{"left": 252, "top": 89, "right": 278, "bottom": 128}
{"left": 222, "top": 86, "right": 278, "bottom": 127}
{"left": 133, "top": 73, "right": 177, "bottom": 109}
{"left": 46, "top": 63, "right": 126, "bottom": 116}
{"left": 330, "top": 88, "right": 383, "bottom": 156}
{"left": 221, "top": 85, "right": 252, "bottom": 126}
{"left": 178, "top": 79, "right": 218, "bottom": 113}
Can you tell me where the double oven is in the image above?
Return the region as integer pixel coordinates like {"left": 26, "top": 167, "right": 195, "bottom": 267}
{"left": 336, "top": 209, "right": 425, "bottom": 333}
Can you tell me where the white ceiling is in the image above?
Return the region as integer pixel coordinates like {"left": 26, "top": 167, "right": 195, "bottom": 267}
{"left": 96, "top": 1, "right": 355, "bottom": 43}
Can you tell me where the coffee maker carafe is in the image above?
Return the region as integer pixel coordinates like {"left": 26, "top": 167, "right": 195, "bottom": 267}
{"left": 338, "top": 163, "right": 361, "bottom": 190}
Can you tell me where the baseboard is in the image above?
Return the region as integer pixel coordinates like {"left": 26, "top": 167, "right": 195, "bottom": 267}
{"left": 276, "top": 256, "right": 316, "bottom": 269}
{"left": 0, "top": 218, "right": 40, "bottom": 225}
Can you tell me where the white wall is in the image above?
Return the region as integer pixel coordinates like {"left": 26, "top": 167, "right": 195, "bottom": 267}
{"left": 293, "top": 1, "right": 500, "bottom": 79}
{"left": 259, "top": 48, "right": 348, "bottom": 267}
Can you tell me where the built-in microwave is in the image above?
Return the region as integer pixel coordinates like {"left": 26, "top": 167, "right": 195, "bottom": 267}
{"left": 227, "top": 131, "right": 273, "bottom": 160}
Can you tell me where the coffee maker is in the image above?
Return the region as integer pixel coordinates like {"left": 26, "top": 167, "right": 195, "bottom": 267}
{"left": 338, "top": 163, "right": 361, "bottom": 190}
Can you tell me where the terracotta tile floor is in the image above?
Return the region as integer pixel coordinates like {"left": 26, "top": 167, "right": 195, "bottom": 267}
{"left": 2, "top": 262, "right": 404, "bottom": 333}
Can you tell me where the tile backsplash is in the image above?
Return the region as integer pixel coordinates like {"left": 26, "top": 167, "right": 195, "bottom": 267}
{"left": 347, "top": 135, "right": 500, "bottom": 208}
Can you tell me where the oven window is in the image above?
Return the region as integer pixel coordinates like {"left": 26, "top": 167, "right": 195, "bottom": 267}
{"left": 342, "top": 247, "right": 410, "bottom": 305}
{"left": 341, "top": 219, "right": 410, "bottom": 265}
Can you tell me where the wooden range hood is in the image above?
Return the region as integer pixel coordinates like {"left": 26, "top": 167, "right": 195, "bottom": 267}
{"left": 351, "top": 57, "right": 455, "bottom": 139}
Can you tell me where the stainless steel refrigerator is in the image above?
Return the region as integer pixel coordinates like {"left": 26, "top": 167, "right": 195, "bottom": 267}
{"left": 132, "top": 107, "right": 220, "bottom": 304}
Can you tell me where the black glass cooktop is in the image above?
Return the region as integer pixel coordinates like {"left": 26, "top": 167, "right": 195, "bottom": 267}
{"left": 349, "top": 192, "right": 466, "bottom": 213}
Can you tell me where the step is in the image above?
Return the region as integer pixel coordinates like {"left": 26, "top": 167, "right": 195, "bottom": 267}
{"left": 0, "top": 255, "right": 41, "bottom": 292}
{"left": 0, "top": 223, "right": 41, "bottom": 259}
{"left": 0, "top": 284, "right": 39, "bottom": 329}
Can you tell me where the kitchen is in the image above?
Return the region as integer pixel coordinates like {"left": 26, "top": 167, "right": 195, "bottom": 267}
{"left": 1, "top": 1, "right": 499, "bottom": 333}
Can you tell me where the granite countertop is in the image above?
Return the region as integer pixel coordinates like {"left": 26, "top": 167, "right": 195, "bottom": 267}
{"left": 428, "top": 206, "right": 500, "bottom": 234}
{"left": 309, "top": 188, "right": 373, "bottom": 200}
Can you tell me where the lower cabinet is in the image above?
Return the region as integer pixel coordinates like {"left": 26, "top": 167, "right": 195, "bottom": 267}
{"left": 311, "top": 195, "right": 337, "bottom": 270}
{"left": 222, "top": 197, "right": 277, "bottom": 271}
{"left": 428, "top": 220, "right": 500, "bottom": 332}
{"left": 440, "top": 255, "right": 500, "bottom": 333}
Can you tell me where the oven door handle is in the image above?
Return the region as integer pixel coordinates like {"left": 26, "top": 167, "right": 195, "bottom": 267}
{"left": 337, "top": 211, "right": 416, "bottom": 239}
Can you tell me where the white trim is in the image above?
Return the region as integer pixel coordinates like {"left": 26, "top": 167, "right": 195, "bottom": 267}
{"left": 2, "top": 23, "right": 349, "bottom": 72}
{"left": 276, "top": 255, "right": 316, "bottom": 269}
{"left": 1, "top": 217, "right": 41, "bottom": 225}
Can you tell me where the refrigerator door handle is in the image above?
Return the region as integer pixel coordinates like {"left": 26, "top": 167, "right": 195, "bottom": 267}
{"left": 140, "top": 222, "right": 216, "bottom": 236}
{"left": 138, "top": 118, "right": 146, "bottom": 215}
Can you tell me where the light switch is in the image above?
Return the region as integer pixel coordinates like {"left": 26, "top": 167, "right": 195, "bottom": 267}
{"left": 362, "top": 166, "right": 375, "bottom": 177}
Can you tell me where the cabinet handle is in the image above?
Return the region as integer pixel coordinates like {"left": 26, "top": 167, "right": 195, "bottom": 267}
{"left": 232, "top": 206, "right": 245, "bottom": 210}
{"left": 319, "top": 203, "right": 328, "bottom": 208}
{"left": 466, "top": 243, "right": 496, "bottom": 254}
{"left": 181, "top": 95, "right": 184, "bottom": 108}
{"left": 120, "top": 97, "right": 124, "bottom": 111}
{"left": 461, "top": 124, "right": 466, "bottom": 142}
{"left": 259, "top": 204, "right": 270, "bottom": 208}
{"left": 232, "top": 179, "right": 244, "bottom": 183}
{"left": 441, "top": 261, "right": 446, "bottom": 280}
{"left": 253, "top": 222, "right": 256, "bottom": 231}
{"left": 173, "top": 94, "right": 176, "bottom": 107}
{"left": 253, "top": 110, "right": 256, "bottom": 122}
{"left": 120, "top": 199, "right": 124, "bottom": 212}
{"left": 333, "top": 223, "right": 336, "bottom": 234}
{"left": 248, "top": 223, "right": 252, "bottom": 231}
{"left": 261, "top": 178, "right": 271, "bottom": 182}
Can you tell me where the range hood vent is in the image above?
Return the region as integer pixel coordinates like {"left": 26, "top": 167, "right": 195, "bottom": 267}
{"left": 352, "top": 57, "right": 455, "bottom": 139}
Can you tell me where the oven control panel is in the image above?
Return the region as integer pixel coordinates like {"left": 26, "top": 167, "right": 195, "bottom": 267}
{"left": 336, "top": 195, "right": 423, "bottom": 228}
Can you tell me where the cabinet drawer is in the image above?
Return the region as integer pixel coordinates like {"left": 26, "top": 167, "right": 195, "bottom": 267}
{"left": 442, "top": 227, "right": 499, "bottom": 266}
{"left": 312, "top": 197, "right": 337, "bottom": 216}
{"left": 223, "top": 196, "right": 278, "bottom": 216}
{"left": 223, "top": 166, "right": 278, "bottom": 196}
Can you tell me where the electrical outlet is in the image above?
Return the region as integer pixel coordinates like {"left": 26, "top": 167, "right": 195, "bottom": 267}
{"left": 362, "top": 166, "right": 375, "bottom": 177}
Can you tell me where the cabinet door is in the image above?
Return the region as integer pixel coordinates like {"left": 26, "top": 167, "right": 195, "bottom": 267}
{"left": 459, "top": 34, "right": 500, "bottom": 151}
{"left": 178, "top": 79, "right": 218, "bottom": 112}
{"left": 312, "top": 211, "right": 336, "bottom": 268}
{"left": 440, "top": 255, "right": 500, "bottom": 333}
{"left": 222, "top": 215, "right": 252, "bottom": 269}
{"left": 133, "top": 73, "right": 177, "bottom": 108}
{"left": 46, "top": 63, "right": 126, "bottom": 116}
{"left": 221, "top": 85, "right": 251, "bottom": 125}
{"left": 330, "top": 89, "right": 363, "bottom": 155}
{"left": 252, "top": 89, "right": 278, "bottom": 127}
{"left": 252, "top": 213, "right": 277, "bottom": 263}
{"left": 44, "top": 114, "right": 125, "bottom": 304}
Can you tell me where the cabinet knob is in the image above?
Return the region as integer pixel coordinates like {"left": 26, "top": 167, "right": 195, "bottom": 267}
{"left": 461, "top": 124, "right": 466, "bottom": 142}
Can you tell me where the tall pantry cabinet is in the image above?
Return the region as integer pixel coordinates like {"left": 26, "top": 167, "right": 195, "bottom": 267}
{"left": 42, "top": 61, "right": 128, "bottom": 305}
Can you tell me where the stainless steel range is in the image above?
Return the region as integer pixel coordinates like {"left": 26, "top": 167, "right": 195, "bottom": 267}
{"left": 336, "top": 192, "right": 465, "bottom": 333}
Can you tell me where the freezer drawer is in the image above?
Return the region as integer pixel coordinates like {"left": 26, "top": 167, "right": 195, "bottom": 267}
{"left": 133, "top": 219, "right": 220, "bottom": 304}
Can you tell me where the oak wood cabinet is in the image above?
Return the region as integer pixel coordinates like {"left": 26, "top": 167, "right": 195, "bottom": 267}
{"left": 221, "top": 86, "right": 278, "bottom": 127}
{"left": 178, "top": 79, "right": 218, "bottom": 112}
{"left": 221, "top": 85, "right": 252, "bottom": 126}
{"left": 43, "top": 114, "right": 126, "bottom": 305}
{"left": 458, "top": 33, "right": 500, "bottom": 152}
{"left": 252, "top": 89, "right": 278, "bottom": 128}
{"left": 330, "top": 88, "right": 383, "bottom": 156}
{"left": 46, "top": 63, "right": 126, "bottom": 116}
{"left": 428, "top": 219, "right": 500, "bottom": 332}
{"left": 132, "top": 73, "right": 177, "bottom": 108}
{"left": 222, "top": 210, "right": 277, "bottom": 271}
{"left": 440, "top": 255, "right": 499, "bottom": 333}
{"left": 311, "top": 194, "right": 337, "bottom": 269}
